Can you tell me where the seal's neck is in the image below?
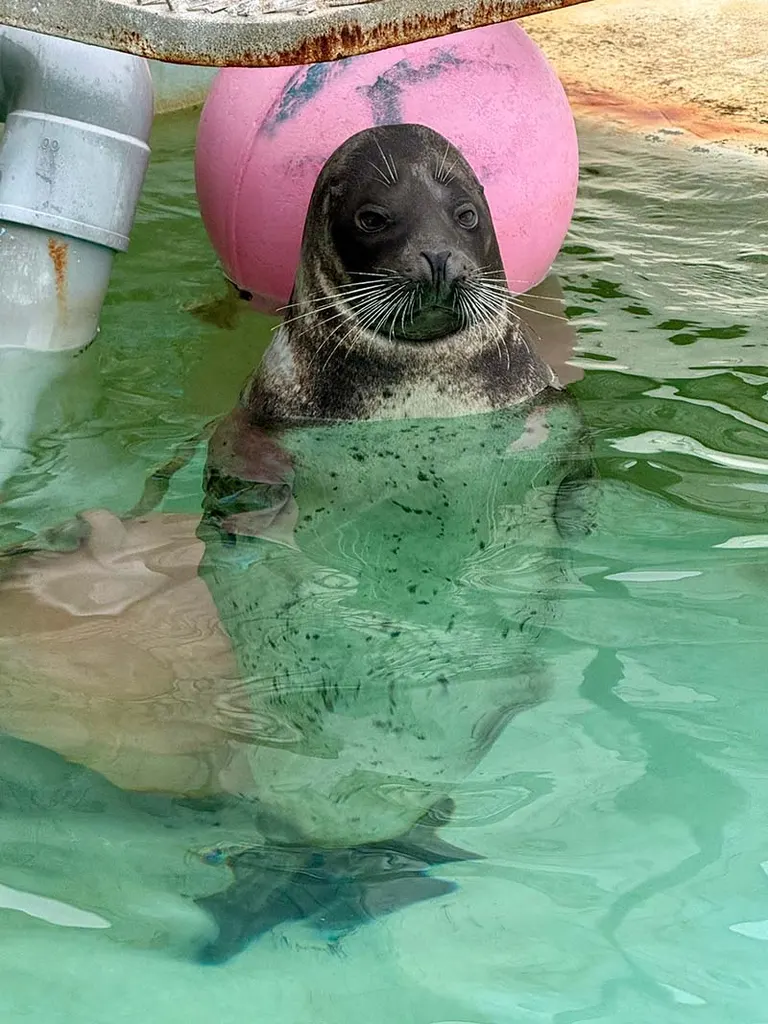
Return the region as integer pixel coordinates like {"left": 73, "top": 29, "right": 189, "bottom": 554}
{"left": 243, "top": 287, "right": 559, "bottom": 425}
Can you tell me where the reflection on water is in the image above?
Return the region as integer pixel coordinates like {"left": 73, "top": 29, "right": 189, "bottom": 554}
{"left": 0, "top": 111, "right": 768, "bottom": 1022}
{"left": 197, "top": 401, "right": 591, "bottom": 850}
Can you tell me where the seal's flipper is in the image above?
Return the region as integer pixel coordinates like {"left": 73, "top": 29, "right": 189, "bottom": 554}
{"left": 337, "top": 873, "right": 457, "bottom": 925}
{"left": 377, "top": 798, "right": 482, "bottom": 868}
{"left": 305, "top": 871, "right": 458, "bottom": 940}
{"left": 199, "top": 409, "right": 298, "bottom": 554}
{"left": 306, "top": 812, "right": 478, "bottom": 937}
{"left": 555, "top": 452, "right": 600, "bottom": 541}
{"left": 195, "top": 807, "right": 480, "bottom": 963}
{"left": 129, "top": 420, "right": 218, "bottom": 518}
{"left": 196, "top": 851, "right": 311, "bottom": 965}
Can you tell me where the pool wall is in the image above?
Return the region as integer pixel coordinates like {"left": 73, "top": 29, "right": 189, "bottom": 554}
{"left": 150, "top": 62, "right": 216, "bottom": 115}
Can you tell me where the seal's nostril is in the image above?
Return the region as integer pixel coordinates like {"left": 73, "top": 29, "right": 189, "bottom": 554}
{"left": 421, "top": 250, "right": 452, "bottom": 288}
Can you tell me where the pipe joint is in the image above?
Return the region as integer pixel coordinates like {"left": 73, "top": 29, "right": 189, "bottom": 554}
{"left": 0, "top": 110, "right": 150, "bottom": 252}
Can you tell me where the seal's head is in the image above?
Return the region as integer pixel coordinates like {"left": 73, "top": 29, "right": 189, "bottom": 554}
{"left": 246, "top": 124, "right": 557, "bottom": 422}
{"left": 304, "top": 123, "right": 503, "bottom": 343}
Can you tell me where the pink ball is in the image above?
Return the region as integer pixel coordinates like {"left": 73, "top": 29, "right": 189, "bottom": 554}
{"left": 195, "top": 23, "right": 578, "bottom": 315}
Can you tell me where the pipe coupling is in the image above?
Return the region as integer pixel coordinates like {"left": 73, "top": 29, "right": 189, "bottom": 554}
{"left": 0, "top": 111, "right": 150, "bottom": 252}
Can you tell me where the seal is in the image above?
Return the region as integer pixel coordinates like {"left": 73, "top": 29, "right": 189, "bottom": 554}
{"left": 241, "top": 122, "right": 558, "bottom": 425}
{"left": 195, "top": 124, "right": 597, "bottom": 961}
{"left": 0, "top": 125, "right": 593, "bottom": 963}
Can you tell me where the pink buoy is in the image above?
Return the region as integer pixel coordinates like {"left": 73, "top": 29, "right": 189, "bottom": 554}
{"left": 194, "top": 23, "right": 578, "bottom": 315}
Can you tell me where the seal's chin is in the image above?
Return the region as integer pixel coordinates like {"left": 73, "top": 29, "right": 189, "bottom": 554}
{"left": 383, "top": 302, "right": 464, "bottom": 344}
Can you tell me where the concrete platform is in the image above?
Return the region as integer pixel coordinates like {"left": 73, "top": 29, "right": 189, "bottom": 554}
{"left": 525, "top": 0, "right": 768, "bottom": 156}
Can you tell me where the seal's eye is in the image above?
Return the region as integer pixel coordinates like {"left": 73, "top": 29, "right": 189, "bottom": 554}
{"left": 355, "top": 205, "right": 390, "bottom": 234}
{"left": 455, "top": 203, "right": 479, "bottom": 230}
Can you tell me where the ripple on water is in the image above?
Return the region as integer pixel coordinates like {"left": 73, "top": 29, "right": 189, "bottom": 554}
{"left": 1, "top": 113, "right": 768, "bottom": 1023}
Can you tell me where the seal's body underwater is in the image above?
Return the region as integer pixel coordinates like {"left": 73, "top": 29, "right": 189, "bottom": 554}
{"left": 196, "top": 124, "right": 594, "bottom": 960}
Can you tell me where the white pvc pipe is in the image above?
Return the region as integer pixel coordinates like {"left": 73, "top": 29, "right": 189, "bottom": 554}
{"left": 0, "top": 223, "right": 114, "bottom": 352}
{"left": 0, "top": 28, "right": 153, "bottom": 495}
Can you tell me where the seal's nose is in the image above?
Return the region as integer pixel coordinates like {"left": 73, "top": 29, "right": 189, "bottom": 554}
{"left": 420, "top": 250, "right": 453, "bottom": 294}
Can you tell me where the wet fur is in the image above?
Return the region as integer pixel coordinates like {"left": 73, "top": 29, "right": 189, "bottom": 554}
{"left": 241, "top": 123, "right": 559, "bottom": 425}
{"left": 196, "top": 125, "right": 594, "bottom": 963}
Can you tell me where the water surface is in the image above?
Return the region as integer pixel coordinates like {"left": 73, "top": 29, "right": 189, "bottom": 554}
{"left": 1, "top": 109, "right": 768, "bottom": 1023}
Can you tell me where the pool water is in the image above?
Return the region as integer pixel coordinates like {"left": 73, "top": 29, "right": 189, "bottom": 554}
{"left": 1, "top": 107, "right": 768, "bottom": 1022}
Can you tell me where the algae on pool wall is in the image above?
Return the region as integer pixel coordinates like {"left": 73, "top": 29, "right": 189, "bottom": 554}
{"left": 149, "top": 61, "right": 217, "bottom": 115}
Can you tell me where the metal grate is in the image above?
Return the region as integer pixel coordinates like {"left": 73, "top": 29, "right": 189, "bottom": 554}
{"left": 0, "top": 0, "right": 594, "bottom": 66}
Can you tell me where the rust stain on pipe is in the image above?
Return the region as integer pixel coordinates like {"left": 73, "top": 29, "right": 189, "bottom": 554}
{"left": 47, "top": 238, "right": 69, "bottom": 306}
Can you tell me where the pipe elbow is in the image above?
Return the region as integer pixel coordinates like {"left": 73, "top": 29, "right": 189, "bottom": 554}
{"left": 0, "top": 27, "right": 154, "bottom": 251}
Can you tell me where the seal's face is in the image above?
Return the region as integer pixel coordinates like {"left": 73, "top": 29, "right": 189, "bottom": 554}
{"left": 307, "top": 125, "right": 506, "bottom": 344}
{"left": 252, "top": 124, "right": 555, "bottom": 422}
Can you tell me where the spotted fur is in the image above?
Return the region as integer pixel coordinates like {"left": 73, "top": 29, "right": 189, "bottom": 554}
{"left": 240, "top": 123, "right": 559, "bottom": 426}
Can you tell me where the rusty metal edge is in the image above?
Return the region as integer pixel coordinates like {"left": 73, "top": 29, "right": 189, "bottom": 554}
{"left": 0, "top": 0, "right": 595, "bottom": 67}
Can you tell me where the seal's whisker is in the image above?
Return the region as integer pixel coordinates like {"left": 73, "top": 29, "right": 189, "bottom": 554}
{"left": 276, "top": 289, "right": 386, "bottom": 318}
{"left": 325, "top": 287, "right": 407, "bottom": 370}
{"left": 477, "top": 294, "right": 510, "bottom": 328}
{"left": 389, "top": 295, "right": 407, "bottom": 343}
{"left": 341, "top": 280, "right": 397, "bottom": 292}
{"left": 396, "top": 290, "right": 414, "bottom": 339}
{"left": 346, "top": 283, "right": 410, "bottom": 334}
{"left": 510, "top": 293, "right": 568, "bottom": 305}
{"left": 485, "top": 301, "right": 510, "bottom": 371}
{"left": 468, "top": 269, "right": 512, "bottom": 286}
{"left": 310, "top": 313, "right": 360, "bottom": 370}
{"left": 281, "top": 286, "right": 386, "bottom": 316}
{"left": 440, "top": 159, "right": 458, "bottom": 186}
{"left": 407, "top": 288, "right": 418, "bottom": 329}
{"left": 368, "top": 161, "right": 393, "bottom": 188}
{"left": 476, "top": 297, "right": 506, "bottom": 368}
{"left": 373, "top": 138, "right": 398, "bottom": 186}
{"left": 503, "top": 273, "right": 562, "bottom": 286}
{"left": 347, "top": 284, "right": 410, "bottom": 319}
{"left": 357, "top": 286, "right": 410, "bottom": 344}
{"left": 471, "top": 265, "right": 509, "bottom": 279}
{"left": 319, "top": 319, "right": 363, "bottom": 371}
{"left": 344, "top": 290, "right": 407, "bottom": 340}
{"left": 510, "top": 314, "right": 547, "bottom": 366}
{"left": 278, "top": 292, "right": 377, "bottom": 328}
{"left": 277, "top": 299, "right": 354, "bottom": 329}
{"left": 340, "top": 280, "right": 406, "bottom": 297}
{"left": 386, "top": 152, "right": 399, "bottom": 184}
{"left": 453, "top": 287, "right": 484, "bottom": 329}
{"left": 501, "top": 330, "right": 513, "bottom": 373}
{"left": 476, "top": 281, "right": 569, "bottom": 323}
{"left": 454, "top": 289, "right": 472, "bottom": 331}
{"left": 276, "top": 307, "right": 342, "bottom": 330}
{"left": 471, "top": 274, "right": 568, "bottom": 319}
{"left": 459, "top": 282, "right": 509, "bottom": 333}
{"left": 435, "top": 143, "right": 450, "bottom": 184}
{"left": 469, "top": 269, "right": 570, "bottom": 305}
{"left": 461, "top": 277, "right": 508, "bottom": 310}
{"left": 308, "top": 286, "right": 405, "bottom": 367}
{"left": 347, "top": 269, "right": 400, "bottom": 279}
{"left": 491, "top": 306, "right": 513, "bottom": 373}
{"left": 508, "top": 300, "right": 569, "bottom": 323}
{"left": 280, "top": 280, "right": 407, "bottom": 327}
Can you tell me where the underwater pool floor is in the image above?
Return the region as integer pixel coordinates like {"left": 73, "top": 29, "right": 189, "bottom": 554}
{"left": 0, "top": 110, "right": 767, "bottom": 1023}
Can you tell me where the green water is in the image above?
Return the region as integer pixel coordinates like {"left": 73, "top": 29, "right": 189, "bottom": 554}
{"left": 2, "top": 108, "right": 768, "bottom": 1022}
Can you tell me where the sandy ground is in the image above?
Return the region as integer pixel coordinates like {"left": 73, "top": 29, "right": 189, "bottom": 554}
{"left": 524, "top": 0, "right": 768, "bottom": 156}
